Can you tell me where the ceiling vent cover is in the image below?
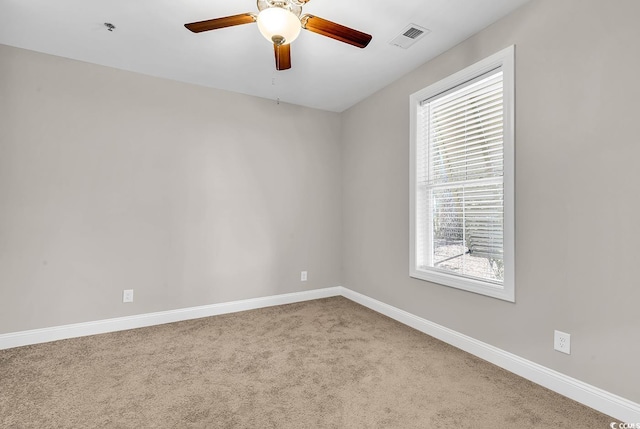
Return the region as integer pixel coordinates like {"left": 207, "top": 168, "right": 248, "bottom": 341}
{"left": 389, "top": 24, "right": 430, "bottom": 49}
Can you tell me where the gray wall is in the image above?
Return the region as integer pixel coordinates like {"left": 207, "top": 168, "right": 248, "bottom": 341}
{"left": 342, "top": 0, "right": 640, "bottom": 402}
{"left": 0, "top": 44, "right": 342, "bottom": 334}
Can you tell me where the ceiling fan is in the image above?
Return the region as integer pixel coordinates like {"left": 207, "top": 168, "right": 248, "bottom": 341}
{"left": 184, "top": 0, "right": 372, "bottom": 71}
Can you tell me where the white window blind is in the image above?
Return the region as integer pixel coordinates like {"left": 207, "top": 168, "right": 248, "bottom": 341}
{"left": 410, "top": 45, "right": 514, "bottom": 302}
{"left": 416, "top": 70, "right": 505, "bottom": 284}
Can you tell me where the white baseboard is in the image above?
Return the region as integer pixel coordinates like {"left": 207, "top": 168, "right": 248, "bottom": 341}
{"left": 339, "top": 287, "right": 640, "bottom": 424}
{"left": 0, "top": 287, "right": 342, "bottom": 350}
{"left": 1, "top": 285, "right": 638, "bottom": 422}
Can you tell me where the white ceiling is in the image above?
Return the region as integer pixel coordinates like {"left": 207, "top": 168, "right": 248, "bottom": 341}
{"left": 0, "top": 0, "right": 529, "bottom": 112}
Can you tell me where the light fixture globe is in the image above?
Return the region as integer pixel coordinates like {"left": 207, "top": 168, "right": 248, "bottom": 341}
{"left": 257, "top": 7, "right": 301, "bottom": 45}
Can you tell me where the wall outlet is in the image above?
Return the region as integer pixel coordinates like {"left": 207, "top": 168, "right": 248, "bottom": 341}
{"left": 554, "top": 330, "right": 570, "bottom": 354}
{"left": 300, "top": 271, "right": 308, "bottom": 282}
{"left": 123, "top": 289, "right": 134, "bottom": 303}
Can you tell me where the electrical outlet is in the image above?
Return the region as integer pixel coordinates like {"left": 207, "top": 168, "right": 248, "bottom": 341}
{"left": 300, "top": 271, "right": 308, "bottom": 282}
{"left": 554, "top": 330, "right": 570, "bottom": 354}
{"left": 123, "top": 289, "right": 134, "bottom": 303}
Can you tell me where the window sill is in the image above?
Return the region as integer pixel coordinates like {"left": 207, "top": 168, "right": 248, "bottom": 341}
{"left": 410, "top": 267, "right": 514, "bottom": 302}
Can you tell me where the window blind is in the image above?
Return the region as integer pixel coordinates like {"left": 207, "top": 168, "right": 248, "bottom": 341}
{"left": 417, "top": 70, "right": 505, "bottom": 283}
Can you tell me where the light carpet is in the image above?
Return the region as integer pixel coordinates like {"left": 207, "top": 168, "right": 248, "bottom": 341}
{"left": 0, "top": 297, "right": 614, "bottom": 428}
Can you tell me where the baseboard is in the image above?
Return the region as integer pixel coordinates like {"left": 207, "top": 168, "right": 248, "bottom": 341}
{"left": 0, "top": 287, "right": 342, "bottom": 350}
{"left": 339, "top": 287, "right": 640, "bottom": 423}
{"left": 2, "top": 285, "right": 638, "bottom": 422}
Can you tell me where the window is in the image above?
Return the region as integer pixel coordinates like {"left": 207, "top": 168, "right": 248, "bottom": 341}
{"left": 410, "top": 46, "right": 514, "bottom": 302}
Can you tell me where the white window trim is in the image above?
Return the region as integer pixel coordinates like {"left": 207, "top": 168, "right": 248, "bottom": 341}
{"left": 409, "top": 45, "right": 515, "bottom": 302}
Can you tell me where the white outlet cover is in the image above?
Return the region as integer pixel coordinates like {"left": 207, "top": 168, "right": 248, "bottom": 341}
{"left": 554, "top": 330, "right": 571, "bottom": 354}
{"left": 123, "top": 289, "right": 134, "bottom": 303}
{"left": 300, "top": 271, "right": 308, "bottom": 281}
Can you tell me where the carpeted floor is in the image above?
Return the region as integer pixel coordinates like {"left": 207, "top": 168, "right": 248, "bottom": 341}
{"left": 1, "top": 297, "right": 614, "bottom": 428}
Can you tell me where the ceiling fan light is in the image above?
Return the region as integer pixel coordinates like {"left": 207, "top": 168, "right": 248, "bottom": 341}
{"left": 257, "top": 7, "right": 301, "bottom": 45}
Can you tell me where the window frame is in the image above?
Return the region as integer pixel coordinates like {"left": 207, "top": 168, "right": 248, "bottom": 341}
{"left": 409, "top": 45, "right": 515, "bottom": 302}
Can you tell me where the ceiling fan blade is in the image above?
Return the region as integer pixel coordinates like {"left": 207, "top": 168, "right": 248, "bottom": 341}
{"left": 301, "top": 15, "right": 372, "bottom": 48}
{"left": 185, "top": 13, "right": 256, "bottom": 33}
{"left": 274, "top": 43, "right": 292, "bottom": 71}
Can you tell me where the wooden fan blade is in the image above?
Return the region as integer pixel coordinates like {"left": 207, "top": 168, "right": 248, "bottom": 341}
{"left": 185, "top": 13, "right": 256, "bottom": 33}
{"left": 274, "top": 43, "right": 292, "bottom": 71}
{"left": 301, "top": 14, "right": 372, "bottom": 48}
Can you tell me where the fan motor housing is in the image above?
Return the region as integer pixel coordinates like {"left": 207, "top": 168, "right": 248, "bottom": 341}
{"left": 257, "top": 0, "right": 303, "bottom": 16}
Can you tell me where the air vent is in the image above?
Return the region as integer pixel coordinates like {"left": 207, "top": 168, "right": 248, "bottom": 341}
{"left": 403, "top": 27, "right": 424, "bottom": 39}
{"left": 389, "top": 24, "right": 430, "bottom": 49}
